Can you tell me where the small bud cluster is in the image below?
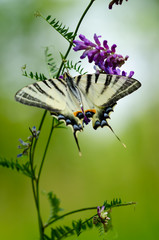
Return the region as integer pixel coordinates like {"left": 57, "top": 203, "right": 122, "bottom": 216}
{"left": 17, "top": 126, "right": 40, "bottom": 158}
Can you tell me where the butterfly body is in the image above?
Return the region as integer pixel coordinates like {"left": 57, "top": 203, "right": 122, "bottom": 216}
{"left": 15, "top": 72, "right": 141, "bottom": 153}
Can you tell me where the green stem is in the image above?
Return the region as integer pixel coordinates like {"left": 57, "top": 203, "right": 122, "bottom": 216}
{"left": 56, "top": 0, "right": 95, "bottom": 78}
{"left": 35, "top": 178, "right": 44, "bottom": 240}
{"left": 34, "top": 118, "right": 55, "bottom": 239}
{"left": 44, "top": 206, "right": 97, "bottom": 229}
{"left": 37, "top": 118, "right": 54, "bottom": 180}
{"left": 30, "top": 141, "right": 37, "bottom": 202}
{"left": 32, "top": 110, "right": 47, "bottom": 161}
{"left": 29, "top": 139, "right": 44, "bottom": 239}
{"left": 74, "top": 0, "right": 95, "bottom": 38}
{"left": 29, "top": 113, "right": 53, "bottom": 240}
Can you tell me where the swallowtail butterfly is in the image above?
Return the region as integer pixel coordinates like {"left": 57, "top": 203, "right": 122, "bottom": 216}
{"left": 15, "top": 72, "right": 141, "bottom": 154}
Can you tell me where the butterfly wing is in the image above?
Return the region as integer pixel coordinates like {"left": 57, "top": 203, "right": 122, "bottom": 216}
{"left": 74, "top": 73, "right": 141, "bottom": 129}
{"left": 15, "top": 78, "right": 84, "bottom": 152}
{"left": 15, "top": 78, "right": 68, "bottom": 112}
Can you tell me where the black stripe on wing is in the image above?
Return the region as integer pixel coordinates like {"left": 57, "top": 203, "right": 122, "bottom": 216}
{"left": 17, "top": 92, "right": 43, "bottom": 104}
{"left": 41, "top": 78, "right": 66, "bottom": 93}
{"left": 101, "top": 74, "right": 113, "bottom": 94}
{"left": 43, "top": 80, "right": 52, "bottom": 89}
{"left": 76, "top": 75, "right": 82, "bottom": 86}
{"left": 15, "top": 90, "right": 61, "bottom": 112}
{"left": 85, "top": 74, "right": 92, "bottom": 94}
{"left": 28, "top": 86, "right": 37, "bottom": 93}
{"left": 32, "top": 83, "right": 54, "bottom": 100}
{"left": 95, "top": 73, "right": 100, "bottom": 83}
{"left": 48, "top": 79, "right": 65, "bottom": 96}
{"left": 33, "top": 83, "right": 51, "bottom": 96}
{"left": 57, "top": 78, "right": 67, "bottom": 87}
{"left": 112, "top": 75, "right": 120, "bottom": 84}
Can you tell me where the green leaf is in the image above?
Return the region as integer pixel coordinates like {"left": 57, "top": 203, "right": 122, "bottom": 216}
{"left": 47, "top": 191, "right": 63, "bottom": 222}
{"left": 29, "top": 71, "right": 34, "bottom": 78}
{"left": 65, "top": 60, "right": 87, "bottom": 75}
{"left": 72, "top": 219, "right": 82, "bottom": 236}
{"left": 0, "top": 157, "right": 34, "bottom": 178}
{"left": 51, "top": 228, "right": 61, "bottom": 239}
{"left": 22, "top": 68, "right": 47, "bottom": 81}
{"left": 42, "top": 15, "right": 74, "bottom": 43}
{"left": 50, "top": 218, "right": 94, "bottom": 239}
{"left": 35, "top": 72, "right": 39, "bottom": 80}
{"left": 87, "top": 219, "right": 93, "bottom": 228}
{"left": 44, "top": 47, "right": 57, "bottom": 77}
{"left": 44, "top": 234, "right": 51, "bottom": 240}
{"left": 46, "top": 15, "right": 51, "bottom": 21}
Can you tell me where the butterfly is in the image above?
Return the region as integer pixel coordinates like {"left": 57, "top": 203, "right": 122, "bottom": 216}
{"left": 15, "top": 72, "right": 141, "bottom": 154}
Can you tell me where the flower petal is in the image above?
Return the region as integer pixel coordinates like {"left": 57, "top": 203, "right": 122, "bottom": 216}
{"left": 94, "top": 34, "right": 101, "bottom": 46}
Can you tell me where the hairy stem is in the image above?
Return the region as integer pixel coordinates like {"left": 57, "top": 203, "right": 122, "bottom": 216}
{"left": 56, "top": 0, "right": 95, "bottom": 78}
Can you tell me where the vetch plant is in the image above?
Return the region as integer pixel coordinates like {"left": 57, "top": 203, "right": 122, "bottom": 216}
{"left": 0, "top": 1, "right": 139, "bottom": 239}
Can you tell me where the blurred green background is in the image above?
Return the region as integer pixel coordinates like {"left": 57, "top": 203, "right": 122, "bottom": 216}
{"left": 0, "top": 0, "right": 159, "bottom": 239}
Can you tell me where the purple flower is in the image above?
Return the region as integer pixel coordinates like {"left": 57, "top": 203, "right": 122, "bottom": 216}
{"left": 128, "top": 71, "right": 134, "bottom": 78}
{"left": 18, "top": 138, "right": 29, "bottom": 147}
{"left": 17, "top": 126, "right": 40, "bottom": 158}
{"left": 109, "top": 0, "right": 128, "bottom": 9}
{"left": 17, "top": 139, "right": 30, "bottom": 158}
{"left": 97, "top": 206, "right": 110, "bottom": 222}
{"left": 17, "top": 153, "right": 23, "bottom": 158}
{"left": 93, "top": 206, "right": 111, "bottom": 232}
{"left": 73, "top": 34, "right": 134, "bottom": 78}
{"left": 31, "top": 126, "right": 40, "bottom": 138}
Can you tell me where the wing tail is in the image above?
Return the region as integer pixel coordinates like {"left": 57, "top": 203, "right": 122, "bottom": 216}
{"left": 107, "top": 124, "right": 126, "bottom": 148}
{"left": 74, "top": 132, "right": 82, "bottom": 156}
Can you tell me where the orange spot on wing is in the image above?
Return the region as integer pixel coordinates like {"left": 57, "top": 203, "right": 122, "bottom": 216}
{"left": 73, "top": 111, "right": 82, "bottom": 117}
{"left": 85, "top": 109, "right": 96, "bottom": 114}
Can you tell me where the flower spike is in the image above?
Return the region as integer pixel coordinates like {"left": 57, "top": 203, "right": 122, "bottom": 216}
{"left": 73, "top": 33, "right": 134, "bottom": 77}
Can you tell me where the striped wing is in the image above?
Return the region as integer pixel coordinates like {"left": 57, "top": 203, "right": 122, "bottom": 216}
{"left": 74, "top": 73, "right": 141, "bottom": 129}
{"left": 15, "top": 77, "right": 85, "bottom": 153}
{"left": 15, "top": 78, "right": 67, "bottom": 112}
{"left": 15, "top": 78, "right": 84, "bottom": 133}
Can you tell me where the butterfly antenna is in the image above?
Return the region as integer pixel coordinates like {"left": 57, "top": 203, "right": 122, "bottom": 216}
{"left": 107, "top": 124, "right": 126, "bottom": 148}
{"left": 73, "top": 132, "right": 82, "bottom": 157}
